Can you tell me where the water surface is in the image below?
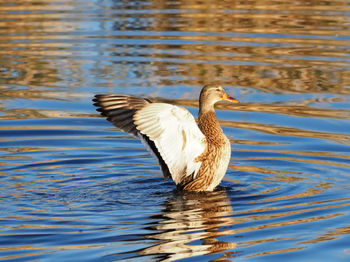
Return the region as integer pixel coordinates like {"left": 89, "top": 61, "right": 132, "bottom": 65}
{"left": 1, "top": 0, "right": 350, "bottom": 261}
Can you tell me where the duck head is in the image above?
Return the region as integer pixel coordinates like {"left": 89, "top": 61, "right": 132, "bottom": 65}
{"left": 199, "top": 84, "right": 239, "bottom": 114}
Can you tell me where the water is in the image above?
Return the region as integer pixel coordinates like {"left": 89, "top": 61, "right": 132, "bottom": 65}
{"left": 1, "top": 0, "right": 350, "bottom": 261}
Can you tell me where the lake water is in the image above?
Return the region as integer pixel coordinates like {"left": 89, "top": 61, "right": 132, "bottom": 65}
{"left": 1, "top": 0, "right": 350, "bottom": 261}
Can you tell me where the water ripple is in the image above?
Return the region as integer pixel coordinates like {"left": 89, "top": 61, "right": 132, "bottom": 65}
{"left": 1, "top": 0, "right": 350, "bottom": 261}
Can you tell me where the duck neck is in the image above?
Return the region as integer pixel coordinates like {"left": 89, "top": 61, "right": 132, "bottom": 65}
{"left": 198, "top": 109, "right": 224, "bottom": 143}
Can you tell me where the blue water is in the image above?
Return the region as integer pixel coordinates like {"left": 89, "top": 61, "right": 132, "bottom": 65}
{"left": 1, "top": 0, "right": 350, "bottom": 261}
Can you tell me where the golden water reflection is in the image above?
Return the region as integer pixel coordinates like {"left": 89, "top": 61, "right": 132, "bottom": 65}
{"left": 139, "top": 190, "right": 237, "bottom": 261}
{"left": 135, "top": 186, "right": 350, "bottom": 260}
{"left": 1, "top": 0, "right": 350, "bottom": 102}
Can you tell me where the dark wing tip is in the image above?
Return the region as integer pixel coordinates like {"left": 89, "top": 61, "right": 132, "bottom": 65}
{"left": 92, "top": 94, "right": 105, "bottom": 105}
{"left": 91, "top": 93, "right": 151, "bottom": 136}
{"left": 92, "top": 95, "right": 106, "bottom": 115}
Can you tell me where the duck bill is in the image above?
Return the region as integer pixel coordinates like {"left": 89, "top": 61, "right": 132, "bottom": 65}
{"left": 222, "top": 92, "right": 239, "bottom": 103}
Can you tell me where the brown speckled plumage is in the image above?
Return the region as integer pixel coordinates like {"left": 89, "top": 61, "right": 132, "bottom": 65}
{"left": 181, "top": 111, "right": 231, "bottom": 191}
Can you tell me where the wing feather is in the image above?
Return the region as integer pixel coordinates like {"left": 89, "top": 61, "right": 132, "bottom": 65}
{"left": 93, "top": 94, "right": 172, "bottom": 179}
{"left": 134, "top": 103, "right": 207, "bottom": 184}
{"left": 93, "top": 94, "right": 150, "bottom": 136}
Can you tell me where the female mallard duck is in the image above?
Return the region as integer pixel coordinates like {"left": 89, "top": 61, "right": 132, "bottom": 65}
{"left": 93, "top": 84, "right": 239, "bottom": 192}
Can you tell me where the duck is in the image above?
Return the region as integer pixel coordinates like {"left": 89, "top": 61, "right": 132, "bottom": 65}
{"left": 93, "top": 84, "right": 239, "bottom": 192}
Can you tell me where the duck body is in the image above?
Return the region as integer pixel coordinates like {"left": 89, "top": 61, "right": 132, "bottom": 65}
{"left": 179, "top": 111, "right": 231, "bottom": 191}
{"left": 93, "top": 84, "right": 238, "bottom": 192}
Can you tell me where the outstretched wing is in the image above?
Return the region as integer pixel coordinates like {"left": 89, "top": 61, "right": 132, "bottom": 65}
{"left": 93, "top": 94, "right": 172, "bottom": 179}
{"left": 93, "top": 94, "right": 207, "bottom": 184}
{"left": 134, "top": 103, "right": 207, "bottom": 184}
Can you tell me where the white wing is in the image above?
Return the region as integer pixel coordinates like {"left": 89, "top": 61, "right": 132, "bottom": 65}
{"left": 134, "top": 103, "right": 207, "bottom": 184}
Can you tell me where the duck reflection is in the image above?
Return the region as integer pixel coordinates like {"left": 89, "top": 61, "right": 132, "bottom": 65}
{"left": 139, "top": 188, "right": 237, "bottom": 261}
